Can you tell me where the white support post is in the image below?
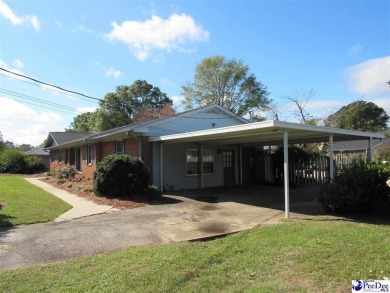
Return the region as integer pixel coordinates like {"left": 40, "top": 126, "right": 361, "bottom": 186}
{"left": 329, "top": 134, "right": 334, "bottom": 183}
{"left": 199, "top": 145, "right": 204, "bottom": 189}
{"left": 367, "top": 137, "right": 372, "bottom": 161}
{"left": 283, "top": 131, "right": 290, "bottom": 218}
{"left": 160, "top": 143, "right": 164, "bottom": 192}
{"left": 239, "top": 145, "right": 243, "bottom": 185}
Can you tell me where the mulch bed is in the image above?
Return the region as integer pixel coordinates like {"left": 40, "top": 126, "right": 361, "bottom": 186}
{"left": 41, "top": 174, "right": 147, "bottom": 210}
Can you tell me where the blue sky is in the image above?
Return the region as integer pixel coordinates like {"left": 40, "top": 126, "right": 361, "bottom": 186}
{"left": 0, "top": 0, "right": 389, "bottom": 145}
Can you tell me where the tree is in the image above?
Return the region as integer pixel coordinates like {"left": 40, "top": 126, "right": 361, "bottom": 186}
{"left": 181, "top": 56, "right": 270, "bottom": 118}
{"left": 67, "top": 80, "right": 173, "bottom": 132}
{"left": 17, "top": 144, "right": 34, "bottom": 152}
{"left": 325, "top": 101, "right": 389, "bottom": 132}
{"left": 283, "top": 89, "right": 318, "bottom": 125}
{"left": 65, "top": 112, "right": 97, "bottom": 133}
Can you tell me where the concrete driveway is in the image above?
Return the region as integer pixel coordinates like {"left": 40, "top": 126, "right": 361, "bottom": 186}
{"left": 0, "top": 185, "right": 323, "bottom": 271}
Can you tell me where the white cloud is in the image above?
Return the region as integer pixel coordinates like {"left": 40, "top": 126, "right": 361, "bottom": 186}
{"left": 171, "top": 95, "right": 184, "bottom": 106}
{"left": 0, "top": 0, "right": 40, "bottom": 31}
{"left": 0, "top": 59, "right": 24, "bottom": 74}
{"left": 106, "top": 13, "right": 210, "bottom": 61}
{"left": 0, "top": 96, "right": 65, "bottom": 145}
{"left": 76, "top": 106, "right": 97, "bottom": 113}
{"left": 347, "top": 56, "right": 390, "bottom": 97}
{"left": 105, "top": 67, "right": 121, "bottom": 78}
{"left": 348, "top": 44, "right": 362, "bottom": 57}
{"left": 12, "top": 59, "right": 24, "bottom": 69}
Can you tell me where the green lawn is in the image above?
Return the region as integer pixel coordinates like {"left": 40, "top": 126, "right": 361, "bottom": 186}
{"left": 0, "top": 176, "right": 71, "bottom": 226}
{"left": 0, "top": 219, "right": 388, "bottom": 292}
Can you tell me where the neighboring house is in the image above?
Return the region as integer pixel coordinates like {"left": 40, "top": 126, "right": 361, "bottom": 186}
{"left": 45, "top": 104, "right": 384, "bottom": 194}
{"left": 333, "top": 139, "right": 383, "bottom": 156}
{"left": 25, "top": 146, "right": 50, "bottom": 170}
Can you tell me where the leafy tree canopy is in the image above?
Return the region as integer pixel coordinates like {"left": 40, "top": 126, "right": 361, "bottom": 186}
{"left": 181, "top": 56, "right": 270, "bottom": 119}
{"left": 65, "top": 112, "right": 96, "bottom": 133}
{"left": 325, "top": 100, "right": 389, "bottom": 132}
{"left": 66, "top": 80, "right": 174, "bottom": 132}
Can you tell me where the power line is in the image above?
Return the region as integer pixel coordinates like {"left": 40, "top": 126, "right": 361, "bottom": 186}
{"left": 0, "top": 67, "right": 103, "bottom": 102}
{"left": 0, "top": 73, "right": 99, "bottom": 104}
{"left": 0, "top": 88, "right": 85, "bottom": 113}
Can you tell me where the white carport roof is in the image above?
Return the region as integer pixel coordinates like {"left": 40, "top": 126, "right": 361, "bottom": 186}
{"left": 150, "top": 120, "right": 384, "bottom": 219}
{"left": 149, "top": 120, "right": 385, "bottom": 145}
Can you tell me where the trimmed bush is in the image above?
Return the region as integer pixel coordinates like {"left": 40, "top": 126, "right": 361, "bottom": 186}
{"left": 317, "top": 160, "right": 390, "bottom": 215}
{"left": 93, "top": 154, "right": 150, "bottom": 198}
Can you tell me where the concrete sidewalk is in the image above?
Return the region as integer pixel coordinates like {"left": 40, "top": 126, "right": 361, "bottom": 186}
{"left": 25, "top": 178, "right": 118, "bottom": 222}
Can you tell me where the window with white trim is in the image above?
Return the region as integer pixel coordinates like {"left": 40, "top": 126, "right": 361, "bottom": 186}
{"left": 186, "top": 149, "right": 199, "bottom": 175}
{"left": 202, "top": 149, "right": 214, "bottom": 175}
{"left": 114, "top": 140, "right": 124, "bottom": 154}
{"left": 87, "top": 144, "right": 95, "bottom": 165}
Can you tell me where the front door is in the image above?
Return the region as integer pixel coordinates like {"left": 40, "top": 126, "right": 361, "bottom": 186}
{"left": 223, "top": 150, "right": 235, "bottom": 185}
{"left": 75, "top": 148, "right": 81, "bottom": 171}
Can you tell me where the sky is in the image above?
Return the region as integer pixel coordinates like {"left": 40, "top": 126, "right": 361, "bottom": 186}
{"left": 0, "top": 0, "right": 389, "bottom": 146}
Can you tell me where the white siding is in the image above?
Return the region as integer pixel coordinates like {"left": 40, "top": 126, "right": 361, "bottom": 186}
{"left": 147, "top": 110, "right": 245, "bottom": 137}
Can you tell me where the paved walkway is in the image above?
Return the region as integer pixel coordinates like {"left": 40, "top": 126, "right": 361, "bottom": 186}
{"left": 24, "top": 178, "right": 119, "bottom": 222}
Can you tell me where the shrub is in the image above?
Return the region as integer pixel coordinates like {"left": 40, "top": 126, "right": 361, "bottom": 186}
{"left": 57, "top": 165, "right": 77, "bottom": 179}
{"left": 317, "top": 160, "right": 390, "bottom": 215}
{"left": 24, "top": 155, "right": 46, "bottom": 174}
{"left": 0, "top": 148, "right": 27, "bottom": 173}
{"left": 93, "top": 154, "right": 150, "bottom": 198}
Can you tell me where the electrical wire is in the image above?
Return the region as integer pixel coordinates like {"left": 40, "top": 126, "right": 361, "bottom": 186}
{"left": 0, "top": 67, "right": 103, "bottom": 102}
{"left": 0, "top": 73, "right": 99, "bottom": 104}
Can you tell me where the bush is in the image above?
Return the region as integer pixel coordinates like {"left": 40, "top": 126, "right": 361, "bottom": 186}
{"left": 0, "top": 148, "right": 46, "bottom": 174}
{"left": 57, "top": 165, "right": 77, "bottom": 179}
{"left": 317, "top": 160, "right": 390, "bottom": 215}
{"left": 0, "top": 148, "right": 27, "bottom": 173}
{"left": 93, "top": 154, "right": 150, "bottom": 198}
{"left": 24, "top": 155, "right": 46, "bottom": 174}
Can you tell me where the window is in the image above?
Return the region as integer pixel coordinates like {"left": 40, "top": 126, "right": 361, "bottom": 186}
{"left": 50, "top": 151, "right": 55, "bottom": 163}
{"left": 114, "top": 140, "right": 125, "bottom": 154}
{"left": 87, "top": 144, "right": 95, "bottom": 165}
{"left": 186, "top": 149, "right": 214, "bottom": 175}
{"left": 58, "top": 149, "right": 63, "bottom": 163}
{"left": 202, "top": 149, "right": 214, "bottom": 175}
{"left": 186, "top": 149, "right": 199, "bottom": 175}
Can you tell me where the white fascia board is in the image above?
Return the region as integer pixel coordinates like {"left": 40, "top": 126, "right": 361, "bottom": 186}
{"left": 149, "top": 120, "right": 385, "bottom": 143}
{"left": 273, "top": 121, "right": 385, "bottom": 139}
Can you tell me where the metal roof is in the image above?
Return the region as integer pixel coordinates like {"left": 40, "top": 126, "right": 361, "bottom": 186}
{"left": 25, "top": 146, "right": 49, "bottom": 156}
{"left": 149, "top": 120, "right": 385, "bottom": 145}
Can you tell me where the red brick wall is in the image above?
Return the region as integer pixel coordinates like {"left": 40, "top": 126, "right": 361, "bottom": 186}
{"left": 49, "top": 138, "right": 154, "bottom": 181}
{"left": 124, "top": 138, "right": 139, "bottom": 157}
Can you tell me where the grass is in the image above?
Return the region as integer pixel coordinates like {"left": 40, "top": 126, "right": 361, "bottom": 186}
{"left": 0, "top": 218, "right": 389, "bottom": 292}
{"left": 0, "top": 176, "right": 71, "bottom": 226}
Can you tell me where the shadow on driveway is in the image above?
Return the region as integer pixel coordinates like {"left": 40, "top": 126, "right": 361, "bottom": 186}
{"left": 165, "top": 184, "right": 325, "bottom": 216}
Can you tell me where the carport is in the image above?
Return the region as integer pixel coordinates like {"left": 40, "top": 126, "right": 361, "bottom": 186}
{"left": 150, "top": 120, "right": 384, "bottom": 218}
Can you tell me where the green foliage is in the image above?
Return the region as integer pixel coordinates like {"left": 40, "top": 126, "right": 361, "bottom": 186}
{"left": 65, "top": 112, "right": 97, "bottom": 133}
{"left": 0, "top": 148, "right": 46, "bottom": 174}
{"left": 325, "top": 100, "right": 389, "bottom": 132}
{"left": 57, "top": 164, "right": 77, "bottom": 179}
{"left": 317, "top": 160, "right": 390, "bottom": 215}
{"left": 67, "top": 80, "right": 172, "bottom": 132}
{"left": 182, "top": 55, "right": 270, "bottom": 117}
{"left": 93, "top": 154, "right": 150, "bottom": 198}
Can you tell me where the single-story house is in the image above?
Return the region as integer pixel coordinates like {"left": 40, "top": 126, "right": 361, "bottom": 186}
{"left": 25, "top": 146, "right": 50, "bottom": 170}
{"left": 45, "top": 104, "right": 385, "bottom": 218}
